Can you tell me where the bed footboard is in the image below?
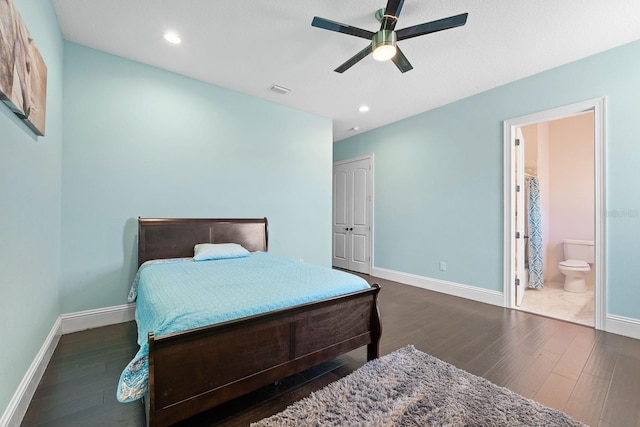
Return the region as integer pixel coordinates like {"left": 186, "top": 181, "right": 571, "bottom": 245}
{"left": 147, "top": 284, "right": 381, "bottom": 426}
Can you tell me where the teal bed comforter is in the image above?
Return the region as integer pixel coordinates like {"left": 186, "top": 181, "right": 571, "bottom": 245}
{"left": 117, "top": 252, "right": 370, "bottom": 402}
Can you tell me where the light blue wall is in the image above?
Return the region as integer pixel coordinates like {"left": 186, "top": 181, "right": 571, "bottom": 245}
{"left": 0, "top": 0, "right": 63, "bottom": 415}
{"left": 61, "top": 42, "right": 333, "bottom": 313}
{"left": 335, "top": 39, "right": 640, "bottom": 320}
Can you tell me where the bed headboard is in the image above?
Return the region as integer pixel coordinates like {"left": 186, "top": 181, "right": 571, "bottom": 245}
{"left": 138, "top": 217, "right": 268, "bottom": 267}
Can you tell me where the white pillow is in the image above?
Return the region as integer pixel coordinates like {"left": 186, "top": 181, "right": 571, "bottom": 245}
{"left": 193, "top": 243, "right": 250, "bottom": 261}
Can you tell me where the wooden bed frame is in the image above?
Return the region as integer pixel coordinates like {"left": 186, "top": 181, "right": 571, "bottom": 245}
{"left": 137, "top": 218, "right": 382, "bottom": 426}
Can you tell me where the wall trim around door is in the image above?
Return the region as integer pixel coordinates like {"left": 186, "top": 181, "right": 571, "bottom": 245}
{"left": 503, "top": 97, "right": 606, "bottom": 330}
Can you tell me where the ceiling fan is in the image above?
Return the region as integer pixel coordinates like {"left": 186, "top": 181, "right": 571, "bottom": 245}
{"left": 311, "top": 0, "right": 468, "bottom": 73}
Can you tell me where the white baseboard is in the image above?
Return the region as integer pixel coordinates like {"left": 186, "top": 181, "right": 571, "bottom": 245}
{"left": 60, "top": 303, "right": 136, "bottom": 334}
{"left": 604, "top": 314, "right": 640, "bottom": 340}
{"left": 373, "top": 267, "right": 640, "bottom": 340}
{"left": 0, "top": 318, "right": 61, "bottom": 427}
{"left": 372, "top": 267, "right": 504, "bottom": 307}
{"left": 1, "top": 303, "right": 136, "bottom": 427}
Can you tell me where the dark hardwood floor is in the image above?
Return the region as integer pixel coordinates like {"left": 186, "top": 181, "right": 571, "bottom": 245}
{"left": 22, "top": 276, "right": 640, "bottom": 427}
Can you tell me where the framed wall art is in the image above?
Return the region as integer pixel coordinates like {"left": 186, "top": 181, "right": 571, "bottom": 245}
{"left": 0, "top": 0, "right": 47, "bottom": 136}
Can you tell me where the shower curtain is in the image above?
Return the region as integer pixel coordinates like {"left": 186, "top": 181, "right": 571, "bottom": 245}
{"left": 526, "top": 176, "right": 544, "bottom": 288}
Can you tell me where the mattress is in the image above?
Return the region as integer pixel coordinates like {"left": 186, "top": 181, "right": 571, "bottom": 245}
{"left": 117, "top": 252, "right": 370, "bottom": 402}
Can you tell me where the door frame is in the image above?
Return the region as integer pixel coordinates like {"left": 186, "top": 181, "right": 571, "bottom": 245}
{"left": 503, "top": 97, "right": 606, "bottom": 330}
{"left": 333, "top": 154, "right": 374, "bottom": 274}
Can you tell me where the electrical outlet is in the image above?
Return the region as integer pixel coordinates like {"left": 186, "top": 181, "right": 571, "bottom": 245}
{"left": 439, "top": 261, "right": 447, "bottom": 271}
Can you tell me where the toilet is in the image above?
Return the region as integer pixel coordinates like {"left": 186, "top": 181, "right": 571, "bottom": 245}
{"left": 558, "top": 239, "right": 594, "bottom": 293}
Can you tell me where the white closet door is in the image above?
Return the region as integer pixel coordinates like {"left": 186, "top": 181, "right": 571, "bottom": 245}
{"left": 332, "top": 157, "right": 371, "bottom": 273}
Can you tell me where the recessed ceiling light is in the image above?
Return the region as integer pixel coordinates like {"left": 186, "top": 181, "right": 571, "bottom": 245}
{"left": 358, "top": 105, "right": 369, "bottom": 113}
{"left": 163, "top": 31, "right": 182, "bottom": 45}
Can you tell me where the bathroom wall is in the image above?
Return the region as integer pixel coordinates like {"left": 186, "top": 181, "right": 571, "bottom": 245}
{"left": 523, "top": 126, "right": 539, "bottom": 173}
{"left": 547, "top": 112, "right": 595, "bottom": 284}
{"left": 537, "top": 122, "right": 551, "bottom": 270}
{"left": 521, "top": 122, "right": 551, "bottom": 279}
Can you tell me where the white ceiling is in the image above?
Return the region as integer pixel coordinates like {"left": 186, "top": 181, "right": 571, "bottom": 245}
{"left": 52, "top": 0, "right": 640, "bottom": 142}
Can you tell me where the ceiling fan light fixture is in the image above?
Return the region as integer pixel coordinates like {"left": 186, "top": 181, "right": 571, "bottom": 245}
{"left": 372, "top": 30, "right": 397, "bottom": 61}
{"left": 312, "top": 2, "right": 468, "bottom": 73}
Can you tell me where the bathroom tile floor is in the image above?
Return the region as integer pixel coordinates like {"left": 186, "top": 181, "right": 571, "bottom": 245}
{"left": 518, "top": 281, "right": 594, "bottom": 327}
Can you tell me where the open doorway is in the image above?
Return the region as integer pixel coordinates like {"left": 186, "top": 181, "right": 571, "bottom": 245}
{"left": 504, "top": 98, "right": 606, "bottom": 329}
{"left": 518, "top": 112, "right": 595, "bottom": 326}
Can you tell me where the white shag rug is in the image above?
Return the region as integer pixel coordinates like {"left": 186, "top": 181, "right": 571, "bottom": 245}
{"left": 252, "top": 345, "right": 587, "bottom": 427}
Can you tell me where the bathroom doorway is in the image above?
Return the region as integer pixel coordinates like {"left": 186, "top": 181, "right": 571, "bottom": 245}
{"left": 504, "top": 98, "right": 606, "bottom": 329}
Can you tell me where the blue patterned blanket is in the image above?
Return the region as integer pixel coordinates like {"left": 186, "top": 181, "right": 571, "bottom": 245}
{"left": 117, "top": 253, "right": 370, "bottom": 402}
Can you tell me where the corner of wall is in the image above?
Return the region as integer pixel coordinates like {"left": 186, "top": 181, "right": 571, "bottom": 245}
{"left": 0, "top": 319, "right": 61, "bottom": 427}
{"left": 0, "top": 304, "right": 136, "bottom": 426}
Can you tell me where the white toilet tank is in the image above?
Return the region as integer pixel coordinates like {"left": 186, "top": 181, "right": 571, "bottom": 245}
{"left": 563, "top": 239, "right": 595, "bottom": 263}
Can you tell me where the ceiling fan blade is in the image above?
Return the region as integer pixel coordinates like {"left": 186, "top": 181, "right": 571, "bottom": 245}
{"left": 334, "top": 44, "right": 373, "bottom": 73}
{"left": 380, "top": 0, "right": 405, "bottom": 31}
{"left": 391, "top": 46, "right": 413, "bottom": 73}
{"left": 312, "top": 16, "right": 375, "bottom": 40}
{"left": 396, "top": 13, "right": 468, "bottom": 41}
{"left": 384, "top": 0, "right": 405, "bottom": 19}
